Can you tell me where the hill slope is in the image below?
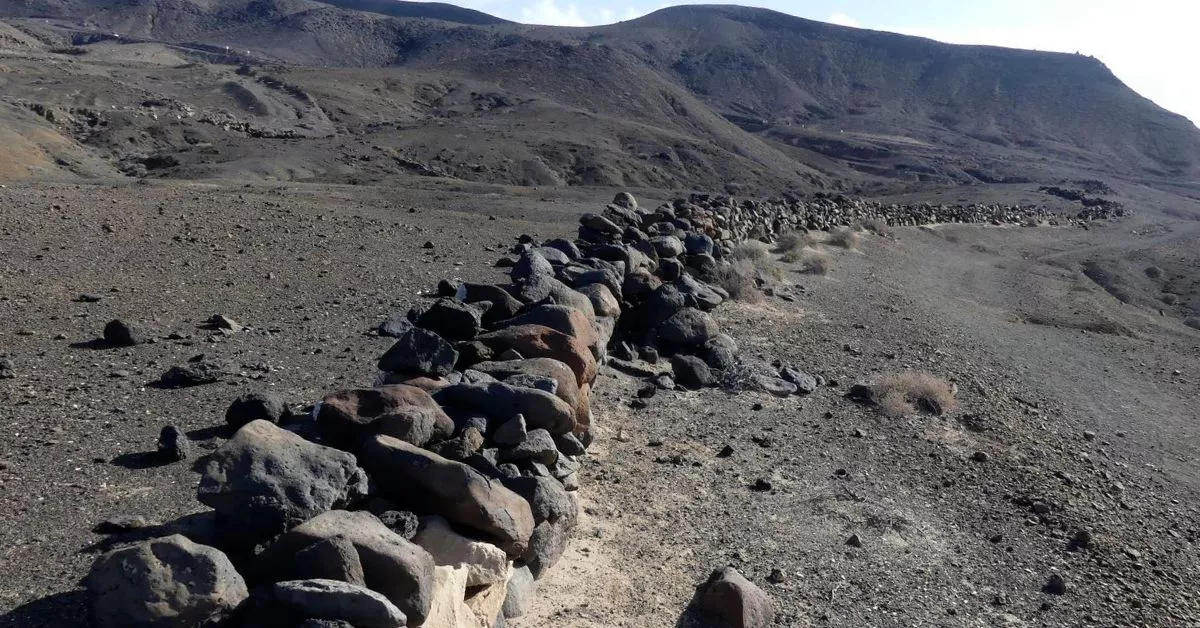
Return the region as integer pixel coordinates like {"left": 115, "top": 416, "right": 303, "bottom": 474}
{"left": 0, "top": 1, "right": 1197, "bottom": 190}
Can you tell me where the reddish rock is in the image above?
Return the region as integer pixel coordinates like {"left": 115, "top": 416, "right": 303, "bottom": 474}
{"left": 378, "top": 375, "right": 454, "bottom": 394}
{"left": 694, "top": 567, "right": 774, "bottom": 628}
{"left": 476, "top": 325, "right": 597, "bottom": 386}
{"left": 494, "top": 305, "right": 598, "bottom": 357}
{"left": 318, "top": 385, "right": 454, "bottom": 451}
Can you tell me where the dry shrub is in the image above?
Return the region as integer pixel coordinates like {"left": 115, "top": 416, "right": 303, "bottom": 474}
{"left": 864, "top": 218, "right": 893, "bottom": 237}
{"left": 795, "top": 248, "right": 830, "bottom": 275}
{"left": 732, "top": 239, "right": 771, "bottom": 262}
{"left": 773, "top": 231, "right": 813, "bottom": 261}
{"left": 827, "top": 226, "right": 861, "bottom": 250}
{"left": 715, "top": 258, "right": 764, "bottom": 303}
{"left": 873, "top": 371, "right": 957, "bottom": 417}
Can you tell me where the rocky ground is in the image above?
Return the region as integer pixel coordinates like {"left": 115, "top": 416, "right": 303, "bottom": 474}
{"left": 2, "top": 179, "right": 1199, "bottom": 627}
{"left": 527, "top": 216, "right": 1200, "bottom": 627}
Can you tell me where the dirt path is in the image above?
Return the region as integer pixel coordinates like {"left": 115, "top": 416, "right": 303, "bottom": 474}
{"left": 516, "top": 219, "right": 1200, "bottom": 626}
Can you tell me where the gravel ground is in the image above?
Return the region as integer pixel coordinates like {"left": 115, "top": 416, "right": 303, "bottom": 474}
{"left": 3, "top": 181, "right": 1199, "bottom": 627}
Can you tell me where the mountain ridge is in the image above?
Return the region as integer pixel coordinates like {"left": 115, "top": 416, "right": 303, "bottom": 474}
{"left": 0, "top": 0, "right": 1197, "bottom": 189}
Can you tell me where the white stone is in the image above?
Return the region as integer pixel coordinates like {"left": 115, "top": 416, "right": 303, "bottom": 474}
{"left": 414, "top": 516, "right": 510, "bottom": 586}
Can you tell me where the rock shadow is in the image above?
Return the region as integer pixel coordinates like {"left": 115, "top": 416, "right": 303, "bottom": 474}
{"left": 0, "top": 590, "right": 93, "bottom": 628}
{"left": 108, "top": 450, "right": 176, "bottom": 470}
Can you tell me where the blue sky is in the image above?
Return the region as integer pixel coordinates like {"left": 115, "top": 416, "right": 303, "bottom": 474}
{"left": 446, "top": 0, "right": 1199, "bottom": 126}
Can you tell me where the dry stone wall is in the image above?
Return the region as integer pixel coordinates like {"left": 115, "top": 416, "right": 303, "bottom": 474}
{"left": 83, "top": 192, "right": 1121, "bottom": 628}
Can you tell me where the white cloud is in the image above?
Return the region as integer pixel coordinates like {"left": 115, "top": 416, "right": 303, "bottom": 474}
{"left": 598, "top": 6, "right": 647, "bottom": 24}
{"left": 828, "top": 12, "right": 860, "bottom": 28}
{"left": 519, "top": 0, "right": 587, "bottom": 26}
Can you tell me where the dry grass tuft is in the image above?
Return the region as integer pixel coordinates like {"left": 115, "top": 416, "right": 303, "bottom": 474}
{"left": 773, "top": 231, "right": 813, "bottom": 261}
{"left": 827, "top": 226, "right": 861, "bottom": 250}
{"left": 795, "top": 248, "right": 830, "bottom": 275}
{"left": 731, "top": 239, "right": 771, "bottom": 262}
{"left": 715, "top": 258, "right": 764, "bottom": 303}
{"left": 872, "top": 371, "right": 957, "bottom": 417}
{"left": 863, "top": 218, "right": 893, "bottom": 238}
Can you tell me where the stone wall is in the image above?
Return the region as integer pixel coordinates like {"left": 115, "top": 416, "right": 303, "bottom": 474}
{"left": 83, "top": 191, "right": 1119, "bottom": 628}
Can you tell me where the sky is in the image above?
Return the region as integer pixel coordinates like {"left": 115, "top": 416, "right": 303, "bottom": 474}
{"left": 443, "top": 0, "right": 1200, "bottom": 127}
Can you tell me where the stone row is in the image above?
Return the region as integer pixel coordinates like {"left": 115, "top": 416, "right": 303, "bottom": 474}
{"left": 83, "top": 191, "right": 777, "bottom": 628}
{"left": 637, "top": 192, "right": 1125, "bottom": 244}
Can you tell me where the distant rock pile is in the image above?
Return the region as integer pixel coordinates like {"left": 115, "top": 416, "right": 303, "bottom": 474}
{"left": 84, "top": 189, "right": 1123, "bottom": 627}
{"left": 643, "top": 192, "right": 1123, "bottom": 244}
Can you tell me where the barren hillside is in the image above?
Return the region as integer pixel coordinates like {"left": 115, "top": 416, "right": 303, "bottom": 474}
{"left": 1, "top": 1, "right": 1198, "bottom": 191}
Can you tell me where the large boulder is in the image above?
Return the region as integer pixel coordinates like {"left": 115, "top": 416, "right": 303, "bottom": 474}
{"left": 650, "top": 235, "right": 685, "bottom": 258}
{"left": 378, "top": 327, "right": 459, "bottom": 378}
{"left": 532, "top": 246, "right": 570, "bottom": 265}
{"left": 87, "top": 535, "right": 248, "bottom": 628}
{"left": 435, "top": 380, "right": 575, "bottom": 435}
{"left": 579, "top": 212, "right": 622, "bottom": 235}
{"left": 255, "top": 510, "right": 435, "bottom": 625}
{"left": 318, "top": 384, "right": 455, "bottom": 451}
{"left": 499, "top": 476, "right": 575, "bottom": 525}
{"left": 577, "top": 282, "right": 621, "bottom": 317}
{"left": 416, "top": 298, "right": 486, "bottom": 341}
{"left": 502, "top": 565, "right": 536, "bottom": 619}
{"left": 671, "top": 355, "right": 715, "bottom": 390}
{"left": 468, "top": 358, "right": 586, "bottom": 429}
{"left": 691, "top": 567, "right": 774, "bottom": 628}
{"left": 497, "top": 428, "right": 558, "bottom": 466}
{"left": 684, "top": 233, "right": 714, "bottom": 256}
{"left": 640, "top": 283, "right": 688, "bottom": 331}
{"left": 674, "top": 275, "right": 725, "bottom": 311}
{"left": 522, "top": 518, "right": 575, "bottom": 579}
{"left": 456, "top": 283, "right": 523, "bottom": 324}
{"left": 361, "top": 434, "right": 536, "bottom": 557}
{"left": 657, "top": 307, "right": 719, "bottom": 349}
{"left": 493, "top": 305, "right": 598, "bottom": 357}
{"left": 623, "top": 269, "right": 663, "bottom": 303}
{"left": 272, "top": 579, "right": 407, "bottom": 628}
{"left": 476, "top": 325, "right": 596, "bottom": 386}
{"left": 413, "top": 516, "right": 510, "bottom": 587}
{"left": 510, "top": 250, "right": 554, "bottom": 283}
{"left": 566, "top": 266, "right": 623, "bottom": 299}
{"left": 541, "top": 238, "right": 581, "bottom": 260}
{"left": 292, "top": 536, "right": 366, "bottom": 586}
{"left": 702, "top": 334, "right": 739, "bottom": 371}
{"left": 780, "top": 366, "right": 818, "bottom": 394}
{"left": 197, "top": 421, "right": 370, "bottom": 539}
{"left": 612, "top": 191, "right": 638, "bottom": 211}
{"left": 544, "top": 281, "right": 597, "bottom": 321}
{"left": 225, "top": 392, "right": 287, "bottom": 428}
{"left": 498, "top": 477, "right": 577, "bottom": 579}
{"left": 376, "top": 314, "right": 413, "bottom": 338}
